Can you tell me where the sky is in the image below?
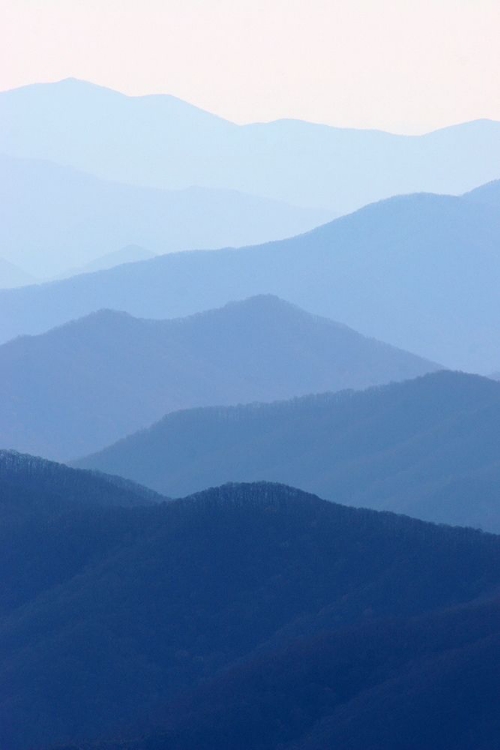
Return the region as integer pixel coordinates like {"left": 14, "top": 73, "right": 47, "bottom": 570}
{"left": 1, "top": 0, "right": 499, "bottom": 133}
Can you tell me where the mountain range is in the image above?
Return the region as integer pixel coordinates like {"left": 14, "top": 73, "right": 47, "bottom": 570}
{"left": 0, "top": 153, "right": 331, "bottom": 278}
{"left": 0, "top": 296, "right": 437, "bottom": 460}
{"left": 1, "top": 189, "right": 500, "bottom": 369}
{"left": 3, "top": 74, "right": 500, "bottom": 750}
{"left": 2, "top": 79, "right": 500, "bottom": 213}
{"left": 77, "top": 370, "right": 500, "bottom": 532}
{"left": 2, "top": 453, "right": 500, "bottom": 749}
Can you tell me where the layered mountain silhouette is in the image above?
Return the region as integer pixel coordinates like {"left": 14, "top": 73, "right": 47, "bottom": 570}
{"left": 2, "top": 79, "right": 500, "bottom": 213}
{"left": 3, "top": 74, "right": 500, "bottom": 750}
{"left": 0, "top": 296, "right": 437, "bottom": 460}
{"left": 77, "top": 371, "right": 500, "bottom": 532}
{"left": 0, "top": 153, "right": 331, "bottom": 277}
{"left": 1, "top": 190, "right": 500, "bottom": 369}
{"left": 2, "top": 461, "right": 500, "bottom": 750}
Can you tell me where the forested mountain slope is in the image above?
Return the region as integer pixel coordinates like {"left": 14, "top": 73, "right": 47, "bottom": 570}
{"left": 2, "top": 475, "right": 500, "bottom": 749}
{"left": 70, "top": 597, "right": 500, "bottom": 750}
{"left": 78, "top": 371, "right": 500, "bottom": 531}
{"left": 0, "top": 449, "right": 161, "bottom": 512}
{"left": 0, "top": 450, "right": 163, "bottom": 622}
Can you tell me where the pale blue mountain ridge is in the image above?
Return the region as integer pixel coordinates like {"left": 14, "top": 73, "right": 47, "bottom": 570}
{"left": 0, "top": 190, "right": 499, "bottom": 371}
{"left": 0, "top": 295, "right": 438, "bottom": 461}
{"left": 0, "top": 154, "right": 333, "bottom": 277}
{"left": 1, "top": 79, "right": 500, "bottom": 213}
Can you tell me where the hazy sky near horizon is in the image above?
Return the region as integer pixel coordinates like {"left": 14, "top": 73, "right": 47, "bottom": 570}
{"left": 1, "top": 0, "right": 499, "bottom": 133}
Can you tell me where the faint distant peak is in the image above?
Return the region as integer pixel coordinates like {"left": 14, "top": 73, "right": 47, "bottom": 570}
{"left": 4, "top": 79, "right": 499, "bottom": 136}
{"left": 1, "top": 77, "right": 235, "bottom": 125}
{"left": 57, "top": 76, "right": 99, "bottom": 86}
{"left": 1, "top": 77, "right": 122, "bottom": 98}
{"left": 39, "top": 77, "right": 126, "bottom": 95}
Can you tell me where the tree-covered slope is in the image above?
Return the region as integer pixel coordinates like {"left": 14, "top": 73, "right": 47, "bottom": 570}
{"left": 2, "top": 477, "right": 500, "bottom": 749}
{"left": 0, "top": 450, "right": 163, "bottom": 626}
{"left": 78, "top": 371, "right": 500, "bottom": 531}
{"left": 0, "top": 449, "right": 161, "bottom": 512}
{"left": 84, "top": 597, "right": 500, "bottom": 750}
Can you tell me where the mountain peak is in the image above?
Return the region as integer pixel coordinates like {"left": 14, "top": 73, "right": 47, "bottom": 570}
{"left": 0, "top": 294, "right": 437, "bottom": 461}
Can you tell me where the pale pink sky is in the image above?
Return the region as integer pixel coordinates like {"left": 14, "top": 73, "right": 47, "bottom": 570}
{"left": 1, "top": 0, "right": 499, "bottom": 133}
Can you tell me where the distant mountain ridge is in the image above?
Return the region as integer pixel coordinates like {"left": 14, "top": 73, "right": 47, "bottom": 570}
{"left": 77, "top": 370, "right": 500, "bottom": 532}
{"left": 0, "top": 153, "right": 332, "bottom": 277}
{"left": 0, "top": 295, "right": 438, "bottom": 460}
{"left": 1, "top": 79, "right": 500, "bottom": 212}
{"left": 1, "top": 190, "right": 500, "bottom": 369}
